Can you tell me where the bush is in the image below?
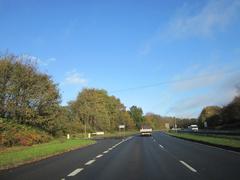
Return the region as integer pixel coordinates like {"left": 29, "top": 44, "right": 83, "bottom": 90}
{"left": 0, "top": 118, "right": 52, "bottom": 147}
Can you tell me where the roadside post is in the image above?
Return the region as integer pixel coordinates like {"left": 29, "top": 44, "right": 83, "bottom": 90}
{"left": 204, "top": 122, "right": 208, "bottom": 128}
{"left": 67, "top": 134, "right": 70, "bottom": 139}
{"left": 118, "top": 125, "right": 125, "bottom": 138}
{"left": 88, "top": 133, "right": 91, "bottom": 139}
{"left": 165, "top": 123, "right": 170, "bottom": 130}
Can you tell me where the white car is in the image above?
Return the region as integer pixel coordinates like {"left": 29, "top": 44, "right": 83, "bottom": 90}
{"left": 140, "top": 126, "right": 152, "bottom": 136}
{"left": 188, "top": 125, "right": 198, "bottom": 132}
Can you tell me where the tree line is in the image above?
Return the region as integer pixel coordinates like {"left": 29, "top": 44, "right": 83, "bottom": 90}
{"left": 198, "top": 94, "right": 240, "bottom": 129}
{"left": 0, "top": 54, "right": 197, "bottom": 138}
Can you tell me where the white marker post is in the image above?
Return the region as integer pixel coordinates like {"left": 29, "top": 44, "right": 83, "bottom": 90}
{"left": 119, "top": 125, "right": 125, "bottom": 138}
{"left": 67, "top": 134, "right": 70, "bottom": 139}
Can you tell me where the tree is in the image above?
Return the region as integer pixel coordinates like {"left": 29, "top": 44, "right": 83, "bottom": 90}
{"left": 222, "top": 96, "right": 240, "bottom": 125}
{"left": 198, "top": 106, "right": 222, "bottom": 128}
{"left": 69, "top": 88, "right": 135, "bottom": 132}
{"left": 0, "top": 56, "right": 13, "bottom": 117}
{"left": 129, "top": 106, "right": 144, "bottom": 128}
{"left": 0, "top": 55, "right": 61, "bottom": 134}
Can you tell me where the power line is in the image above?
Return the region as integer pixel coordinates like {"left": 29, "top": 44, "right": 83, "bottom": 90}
{"left": 109, "top": 68, "right": 240, "bottom": 93}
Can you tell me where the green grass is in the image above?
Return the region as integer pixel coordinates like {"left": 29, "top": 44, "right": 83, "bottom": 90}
{"left": 0, "top": 138, "right": 95, "bottom": 170}
{"left": 167, "top": 132, "right": 240, "bottom": 148}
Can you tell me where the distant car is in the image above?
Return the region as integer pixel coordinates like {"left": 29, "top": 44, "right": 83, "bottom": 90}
{"left": 140, "top": 126, "right": 152, "bottom": 136}
{"left": 188, "top": 125, "right": 198, "bottom": 132}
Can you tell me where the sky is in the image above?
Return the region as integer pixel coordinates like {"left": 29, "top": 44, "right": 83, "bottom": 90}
{"left": 1, "top": 0, "right": 240, "bottom": 118}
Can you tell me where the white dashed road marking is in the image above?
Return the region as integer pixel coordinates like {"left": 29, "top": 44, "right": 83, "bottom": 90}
{"left": 85, "top": 159, "right": 96, "bottom": 165}
{"left": 65, "top": 136, "right": 135, "bottom": 179}
{"left": 180, "top": 160, "right": 197, "bottom": 173}
{"left": 159, "top": 144, "right": 164, "bottom": 149}
{"left": 96, "top": 154, "right": 103, "bottom": 158}
{"left": 67, "top": 168, "right": 84, "bottom": 176}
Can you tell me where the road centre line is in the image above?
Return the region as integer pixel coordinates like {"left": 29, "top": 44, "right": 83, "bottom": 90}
{"left": 66, "top": 137, "right": 134, "bottom": 179}
{"left": 159, "top": 144, "right": 164, "bottom": 149}
{"left": 180, "top": 160, "right": 197, "bottom": 173}
{"left": 96, "top": 154, "right": 103, "bottom": 158}
{"left": 67, "top": 168, "right": 84, "bottom": 176}
{"left": 85, "top": 159, "right": 96, "bottom": 165}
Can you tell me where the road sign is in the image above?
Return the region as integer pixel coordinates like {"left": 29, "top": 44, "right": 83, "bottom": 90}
{"left": 119, "top": 125, "right": 125, "bottom": 129}
{"left": 165, "top": 123, "right": 170, "bottom": 129}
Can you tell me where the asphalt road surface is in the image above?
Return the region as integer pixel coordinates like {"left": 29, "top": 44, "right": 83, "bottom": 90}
{"left": 1, "top": 132, "right": 240, "bottom": 180}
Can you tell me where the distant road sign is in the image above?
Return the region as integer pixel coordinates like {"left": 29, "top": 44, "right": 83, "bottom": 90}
{"left": 165, "top": 123, "right": 170, "bottom": 129}
{"left": 119, "top": 125, "right": 125, "bottom": 129}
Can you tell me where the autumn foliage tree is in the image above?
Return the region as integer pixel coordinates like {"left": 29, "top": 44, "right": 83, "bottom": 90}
{"left": 129, "top": 106, "right": 144, "bottom": 128}
{"left": 69, "top": 88, "right": 136, "bottom": 132}
{"left": 0, "top": 55, "right": 61, "bottom": 134}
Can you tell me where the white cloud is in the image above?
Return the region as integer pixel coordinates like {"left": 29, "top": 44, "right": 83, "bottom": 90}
{"left": 47, "top": 57, "right": 56, "bottom": 62}
{"left": 164, "top": 0, "right": 240, "bottom": 38}
{"left": 20, "top": 54, "right": 56, "bottom": 66}
{"left": 169, "top": 86, "right": 237, "bottom": 118}
{"left": 171, "top": 66, "right": 227, "bottom": 92}
{"left": 140, "top": 0, "right": 240, "bottom": 55}
{"left": 167, "top": 64, "right": 240, "bottom": 118}
{"left": 63, "top": 70, "right": 87, "bottom": 85}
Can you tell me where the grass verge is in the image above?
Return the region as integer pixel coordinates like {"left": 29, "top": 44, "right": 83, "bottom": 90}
{"left": 0, "top": 138, "right": 95, "bottom": 170}
{"left": 167, "top": 132, "right": 240, "bottom": 151}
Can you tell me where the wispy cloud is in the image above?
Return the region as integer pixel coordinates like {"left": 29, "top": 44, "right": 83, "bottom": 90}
{"left": 63, "top": 70, "right": 87, "bottom": 85}
{"left": 164, "top": 0, "right": 240, "bottom": 38}
{"left": 37, "top": 57, "right": 56, "bottom": 66}
{"left": 167, "top": 64, "right": 240, "bottom": 118}
{"left": 140, "top": 0, "right": 240, "bottom": 55}
{"left": 20, "top": 54, "right": 56, "bottom": 66}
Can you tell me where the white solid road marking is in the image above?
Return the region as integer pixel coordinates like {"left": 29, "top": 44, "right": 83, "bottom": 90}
{"left": 159, "top": 144, "right": 164, "bottom": 149}
{"left": 103, "top": 150, "right": 109, "bottom": 153}
{"left": 180, "top": 160, "right": 197, "bottom": 173}
{"left": 96, "top": 154, "right": 103, "bottom": 158}
{"left": 67, "top": 168, "right": 84, "bottom": 176}
{"left": 108, "top": 147, "right": 113, "bottom": 150}
{"left": 85, "top": 159, "right": 96, "bottom": 165}
{"left": 125, "top": 136, "right": 133, "bottom": 141}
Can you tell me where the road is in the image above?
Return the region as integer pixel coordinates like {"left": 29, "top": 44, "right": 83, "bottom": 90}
{"left": 1, "top": 132, "right": 240, "bottom": 180}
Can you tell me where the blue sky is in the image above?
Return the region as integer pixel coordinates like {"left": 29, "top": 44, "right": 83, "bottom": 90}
{"left": 1, "top": 0, "right": 240, "bottom": 118}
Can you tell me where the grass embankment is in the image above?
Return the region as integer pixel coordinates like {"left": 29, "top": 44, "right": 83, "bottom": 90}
{"left": 168, "top": 132, "right": 240, "bottom": 150}
{"left": 0, "top": 138, "right": 95, "bottom": 170}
